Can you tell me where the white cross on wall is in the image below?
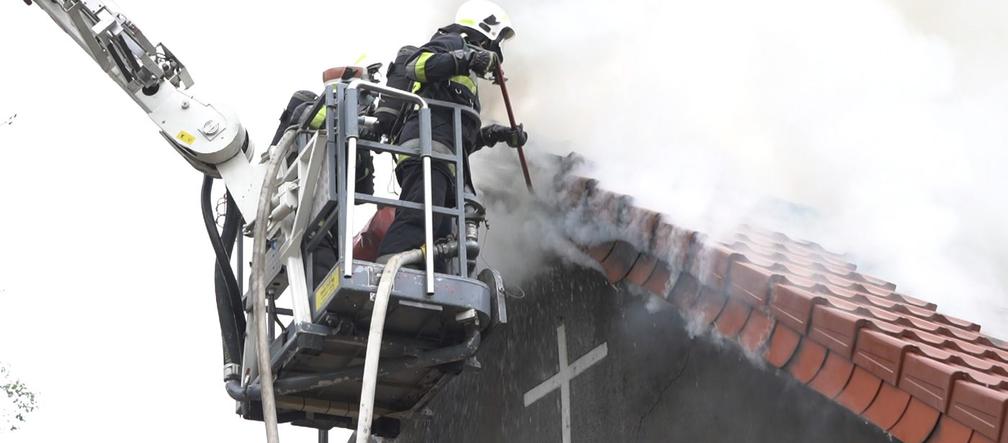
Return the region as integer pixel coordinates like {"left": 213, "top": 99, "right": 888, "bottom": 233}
{"left": 523, "top": 324, "right": 608, "bottom": 443}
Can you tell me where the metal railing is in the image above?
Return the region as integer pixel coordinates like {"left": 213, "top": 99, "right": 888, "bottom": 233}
{"left": 327, "top": 80, "right": 478, "bottom": 294}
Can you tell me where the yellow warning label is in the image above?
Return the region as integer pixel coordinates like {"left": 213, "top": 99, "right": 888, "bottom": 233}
{"left": 175, "top": 130, "right": 196, "bottom": 145}
{"left": 314, "top": 272, "right": 341, "bottom": 311}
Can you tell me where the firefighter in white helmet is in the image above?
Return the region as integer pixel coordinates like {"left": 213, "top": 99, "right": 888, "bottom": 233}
{"left": 377, "top": 0, "right": 528, "bottom": 261}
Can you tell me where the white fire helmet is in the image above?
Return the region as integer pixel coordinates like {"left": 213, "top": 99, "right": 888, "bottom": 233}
{"left": 454, "top": 0, "right": 516, "bottom": 43}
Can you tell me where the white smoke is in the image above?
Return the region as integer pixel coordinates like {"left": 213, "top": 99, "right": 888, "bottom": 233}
{"left": 469, "top": 0, "right": 1008, "bottom": 337}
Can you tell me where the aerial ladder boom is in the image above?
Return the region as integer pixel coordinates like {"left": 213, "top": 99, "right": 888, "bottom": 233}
{"left": 25, "top": 1, "right": 282, "bottom": 439}
{"left": 26, "top": 0, "right": 265, "bottom": 221}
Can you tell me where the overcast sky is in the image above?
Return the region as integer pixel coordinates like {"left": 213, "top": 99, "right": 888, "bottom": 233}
{"left": 4, "top": 0, "right": 1008, "bottom": 442}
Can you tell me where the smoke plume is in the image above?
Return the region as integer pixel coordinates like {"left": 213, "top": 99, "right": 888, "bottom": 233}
{"left": 469, "top": 0, "right": 1008, "bottom": 337}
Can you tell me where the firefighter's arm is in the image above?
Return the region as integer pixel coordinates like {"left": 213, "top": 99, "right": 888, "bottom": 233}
{"left": 406, "top": 48, "right": 499, "bottom": 82}
{"left": 475, "top": 123, "right": 528, "bottom": 151}
{"left": 405, "top": 50, "right": 467, "bottom": 83}
{"left": 406, "top": 35, "right": 498, "bottom": 83}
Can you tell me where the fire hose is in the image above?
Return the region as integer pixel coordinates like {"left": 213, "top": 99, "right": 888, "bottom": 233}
{"left": 356, "top": 241, "right": 460, "bottom": 442}
{"left": 251, "top": 129, "right": 298, "bottom": 443}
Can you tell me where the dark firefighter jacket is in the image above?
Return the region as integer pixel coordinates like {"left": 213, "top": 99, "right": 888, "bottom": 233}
{"left": 397, "top": 31, "right": 482, "bottom": 155}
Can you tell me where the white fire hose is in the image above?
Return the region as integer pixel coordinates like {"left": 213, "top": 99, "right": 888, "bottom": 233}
{"left": 252, "top": 129, "right": 297, "bottom": 443}
{"left": 355, "top": 248, "right": 426, "bottom": 442}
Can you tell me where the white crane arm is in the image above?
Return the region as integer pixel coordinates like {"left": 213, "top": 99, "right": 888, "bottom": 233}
{"left": 26, "top": 0, "right": 265, "bottom": 221}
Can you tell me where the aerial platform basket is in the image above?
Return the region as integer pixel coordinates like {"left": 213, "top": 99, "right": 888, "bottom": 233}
{"left": 233, "top": 77, "right": 506, "bottom": 437}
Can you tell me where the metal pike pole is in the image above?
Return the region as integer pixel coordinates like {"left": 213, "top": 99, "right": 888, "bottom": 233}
{"left": 494, "top": 65, "right": 534, "bottom": 193}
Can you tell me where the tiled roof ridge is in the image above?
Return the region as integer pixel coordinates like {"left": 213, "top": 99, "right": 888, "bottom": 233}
{"left": 553, "top": 174, "right": 1008, "bottom": 443}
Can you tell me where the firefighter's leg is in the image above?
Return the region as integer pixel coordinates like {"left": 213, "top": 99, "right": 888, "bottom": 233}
{"left": 377, "top": 154, "right": 452, "bottom": 257}
{"left": 356, "top": 149, "right": 375, "bottom": 196}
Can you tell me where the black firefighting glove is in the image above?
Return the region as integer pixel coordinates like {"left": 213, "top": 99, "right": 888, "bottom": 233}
{"left": 466, "top": 47, "right": 499, "bottom": 77}
{"left": 480, "top": 123, "right": 528, "bottom": 148}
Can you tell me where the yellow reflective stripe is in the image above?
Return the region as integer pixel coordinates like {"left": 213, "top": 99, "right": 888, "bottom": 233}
{"left": 411, "top": 81, "right": 422, "bottom": 93}
{"left": 458, "top": 18, "right": 476, "bottom": 26}
{"left": 310, "top": 106, "right": 326, "bottom": 129}
{"left": 450, "top": 75, "right": 477, "bottom": 95}
{"left": 414, "top": 52, "right": 433, "bottom": 83}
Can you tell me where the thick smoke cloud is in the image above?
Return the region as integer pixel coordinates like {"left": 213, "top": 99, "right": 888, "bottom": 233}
{"left": 470, "top": 0, "right": 1008, "bottom": 337}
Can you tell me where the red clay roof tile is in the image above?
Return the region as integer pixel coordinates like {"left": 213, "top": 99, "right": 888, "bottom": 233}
{"left": 727, "top": 237, "right": 781, "bottom": 260}
{"left": 837, "top": 366, "right": 884, "bottom": 414}
{"left": 809, "top": 306, "right": 871, "bottom": 358}
{"left": 900, "top": 353, "right": 963, "bottom": 412}
{"left": 765, "top": 324, "right": 802, "bottom": 368}
{"left": 809, "top": 352, "right": 856, "bottom": 399}
{"left": 854, "top": 329, "right": 916, "bottom": 385}
{"left": 600, "top": 241, "right": 640, "bottom": 283}
{"left": 626, "top": 207, "right": 661, "bottom": 249}
{"left": 651, "top": 220, "right": 694, "bottom": 264}
{"left": 643, "top": 261, "right": 674, "bottom": 299}
{"left": 726, "top": 261, "right": 777, "bottom": 306}
{"left": 900, "top": 330, "right": 998, "bottom": 362}
{"left": 820, "top": 285, "right": 899, "bottom": 310}
{"left": 714, "top": 299, "right": 752, "bottom": 339}
{"left": 738, "top": 225, "right": 857, "bottom": 267}
{"left": 691, "top": 287, "right": 728, "bottom": 327}
{"left": 895, "top": 292, "right": 940, "bottom": 311}
{"left": 787, "top": 339, "right": 829, "bottom": 384}
{"left": 928, "top": 416, "right": 975, "bottom": 443}
{"left": 770, "top": 284, "right": 823, "bottom": 333}
{"left": 894, "top": 305, "right": 982, "bottom": 333}
{"left": 960, "top": 356, "right": 1008, "bottom": 377}
{"left": 817, "top": 272, "right": 894, "bottom": 297}
{"left": 625, "top": 254, "right": 658, "bottom": 288}
{"left": 688, "top": 244, "right": 736, "bottom": 290}
{"left": 903, "top": 341, "right": 1008, "bottom": 381}
{"left": 948, "top": 316, "right": 983, "bottom": 333}
{"left": 739, "top": 310, "right": 774, "bottom": 353}
{"left": 969, "top": 432, "right": 995, "bottom": 443}
{"left": 891, "top": 397, "right": 942, "bottom": 443}
{"left": 947, "top": 380, "right": 1008, "bottom": 442}
{"left": 856, "top": 272, "right": 898, "bottom": 291}
{"left": 896, "top": 317, "right": 982, "bottom": 343}
{"left": 984, "top": 336, "right": 1008, "bottom": 352}
{"left": 864, "top": 382, "right": 913, "bottom": 431}
{"left": 989, "top": 348, "right": 1008, "bottom": 365}
{"left": 668, "top": 272, "right": 700, "bottom": 310}
{"left": 962, "top": 370, "right": 1008, "bottom": 391}
{"left": 586, "top": 241, "right": 615, "bottom": 263}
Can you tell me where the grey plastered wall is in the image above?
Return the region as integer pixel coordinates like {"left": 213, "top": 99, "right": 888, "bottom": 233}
{"left": 394, "top": 264, "right": 891, "bottom": 443}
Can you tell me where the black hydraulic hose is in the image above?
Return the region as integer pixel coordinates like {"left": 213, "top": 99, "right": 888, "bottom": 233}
{"left": 212, "top": 246, "right": 235, "bottom": 361}
{"left": 220, "top": 192, "right": 247, "bottom": 346}
{"left": 225, "top": 379, "right": 248, "bottom": 401}
{"left": 201, "top": 175, "right": 244, "bottom": 370}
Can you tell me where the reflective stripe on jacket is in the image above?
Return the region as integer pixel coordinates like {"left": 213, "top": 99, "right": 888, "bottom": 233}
{"left": 397, "top": 31, "right": 482, "bottom": 154}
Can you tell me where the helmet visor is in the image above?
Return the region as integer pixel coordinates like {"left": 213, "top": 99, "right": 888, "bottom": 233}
{"left": 498, "top": 26, "right": 515, "bottom": 42}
